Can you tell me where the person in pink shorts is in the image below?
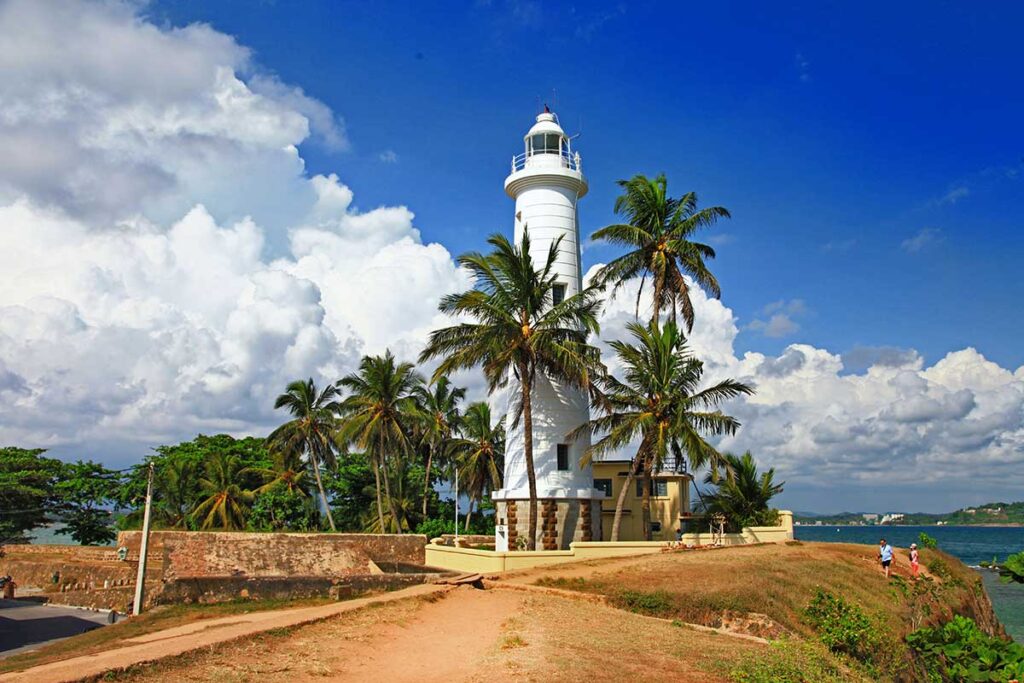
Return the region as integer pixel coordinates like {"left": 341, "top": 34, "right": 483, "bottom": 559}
{"left": 909, "top": 543, "right": 920, "bottom": 579}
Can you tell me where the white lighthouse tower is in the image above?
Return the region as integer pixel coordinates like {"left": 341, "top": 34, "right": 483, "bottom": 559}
{"left": 492, "top": 108, "right": 604, "bottom": 551}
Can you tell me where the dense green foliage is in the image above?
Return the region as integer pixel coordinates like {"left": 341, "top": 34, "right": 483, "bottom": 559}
{"left": 701, "top": 451, "right": 784, "bottom": 532}
{"left": 731, "top": 640, "right": 848, "bottom": 683}
{"left": 0, "top": 447, "right": 64, "bottom": 543}
{"left": 804, "top": 589, "right": 902, "bottom": 676}
{"left": 906, "top": 615, "right": 1024, "bottom": 682}
{"left": 53, "top": 460, "right": 121, "bottom": 545}
{"left": 918, "top": 531, "right": 939, "bottom": 549}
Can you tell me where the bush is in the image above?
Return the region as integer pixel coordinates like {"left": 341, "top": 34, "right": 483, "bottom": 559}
{"left": 918, "top": 532, "right": 938, "bottom": 549}
{"left": 803, "top": 589, "right": 903, "bottom": 676}
{"left": 247, "top": 486, "right": 318, "bottom": 532}
{"left": 906, "top": 615, "right": 1024, "bottom": 682}
{"left": 616, "top": 589, "right": 675, "bottom": 617}
{"left": 731, "top": 639, "right": 849, "bottom": 683}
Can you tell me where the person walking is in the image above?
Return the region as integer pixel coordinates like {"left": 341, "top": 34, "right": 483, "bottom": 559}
{"left": 878, "top": 539, "right": 894, "bottom": 578}
{"left": 909, "top": 543, "right": 920, "bottom": 579}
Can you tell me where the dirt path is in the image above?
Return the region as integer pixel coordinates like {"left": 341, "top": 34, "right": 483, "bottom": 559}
{"left": 0, "top": 583, "right": 449, "bottom": 683}
{"left": 323, "top": 585, "right": 519, "bottom": 682}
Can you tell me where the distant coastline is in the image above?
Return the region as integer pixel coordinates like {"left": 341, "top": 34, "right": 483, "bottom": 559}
{"left": 795, "top": 500, "right": 1024, "bottom": 528}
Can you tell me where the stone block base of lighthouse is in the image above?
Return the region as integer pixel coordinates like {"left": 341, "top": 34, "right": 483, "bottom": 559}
{"left": 494, "top": 497, "right": 603, "bottom": 551}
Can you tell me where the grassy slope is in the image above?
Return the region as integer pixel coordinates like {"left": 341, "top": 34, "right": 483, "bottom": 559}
{"left": 528, "top": 541, "right": 1001, "bottom": 681}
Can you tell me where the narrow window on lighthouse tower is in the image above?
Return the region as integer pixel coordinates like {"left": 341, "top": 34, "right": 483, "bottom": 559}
{"left": 556, "top": 444, "right": 570, "bottom": 471}
{"left": 552, "top": 283, "right": 566, "bottom": 306}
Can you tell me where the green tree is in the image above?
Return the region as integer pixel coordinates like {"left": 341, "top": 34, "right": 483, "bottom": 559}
{"left": 270, "top": 379, "right": 342, "bottom": 531}
{"left": 190, "top": 452, "right": 254, "bottom": 531}
{"left": 55, "top": 460, "right": 122, "bottom": 545}
{"left": 413, "top": 376, "right": 465, "bottom": 517}
{"left": 322, "top": 451, "right": 378, "bottom": 531}
{"left": 701, "top": 451, "right": 784, "bottom": 532}
{"left": 117, "top": 435, "right": 269, "bottom": 530}
{"left": 0, "top": 447, "right": 63, "bottom": 543}
{"left": 247, "top": 484, "right": 317, "bottom": 532}
{"left": 420, "top": 232, "right": 604, "bottom": 550}
{"left": 452, "top": 402, "right": 505, "bottom": 531}
{"left": 337, "top": 351, "right": 424, "bottom": 533}
{"left": 574, "top": 321, "right": 752, "bottom": 540}
{"left": 591, "top": 173, "right": 729, "bottom": 330}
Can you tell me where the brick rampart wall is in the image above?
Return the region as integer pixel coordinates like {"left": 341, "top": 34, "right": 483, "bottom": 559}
{"left": 116, "top": 531, "right": 427, "bottom": 580}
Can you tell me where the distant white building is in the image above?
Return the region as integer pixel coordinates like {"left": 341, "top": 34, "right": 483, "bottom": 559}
{"left": 862, "top": 513, "right": 879, "bottom": 523}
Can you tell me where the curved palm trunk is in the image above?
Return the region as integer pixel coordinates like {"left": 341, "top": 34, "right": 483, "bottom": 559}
{"left": 641, "top": 458, "right": 654, "bottom": 541}
{"left": 464, "top": 497, "right": 474, "bottom": 532}
{"left": 421, "top": 441, "right": 435, "bottom": 518}
{"left": 371, "top": 453, "right": 386, "bottom": 532}
{"left": 651, "top": 278, "right": 663, "bottom": 327}
{"left": 521, "top": 363, "right": 538, "bottom": 552}
{"left": 381, "top": 453, "right": 402, "bottom": 534}
{"left": 309, "top": 451, "right": 337, "bottom": 532}
{"left": 610, "top": 465, "right": 635, "bottom": 541}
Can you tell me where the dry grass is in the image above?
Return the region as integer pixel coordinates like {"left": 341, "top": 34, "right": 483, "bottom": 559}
{"left": 530, "top": 542, "right": 980, "bottom": 639}
{"left": 0, "top": 596, "right": 333, "bottom": 675}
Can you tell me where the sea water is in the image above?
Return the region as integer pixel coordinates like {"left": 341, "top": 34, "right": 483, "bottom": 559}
{"left": 795, "top": 525, "right": 1024, "bottom": 642}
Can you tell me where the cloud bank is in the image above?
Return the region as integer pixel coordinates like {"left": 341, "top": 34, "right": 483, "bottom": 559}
{"left": 0, "top": 1, "right": 1021, "bottom": 508}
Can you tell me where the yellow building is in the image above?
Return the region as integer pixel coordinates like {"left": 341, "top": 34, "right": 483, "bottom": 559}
{"left": 592, "top": 460, "right": 694, "bottom": 542}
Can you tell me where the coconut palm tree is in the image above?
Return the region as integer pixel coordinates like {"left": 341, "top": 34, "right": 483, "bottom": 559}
{"left": 452, "top": 402, "right": 505, "bottom": 531}
{"left": 190, "top": 452, "right": 255, "bottom": 531}
{"left": 154, "top": 456, "right": 198, "bottom": 529}
{"left": 337, "top": 351, "right": 424, "bottom": 534}
{"left": 573, "top": 320, "right": 753, "bottom": 540}
{"left": 250, "top": 447, "right": 311, "bottom": 498}
{"left": 701, "top": 451, "right": 784, "bottom": 532}
{"left": 591, "top": 173, "right": 730, "bottom": 330}
{"left": 413, "top": 377, "right": 466, "bottom": 517}
{"left": 269, "top": 378, "right": 341, "bottom": 531}
{"left": 419, "top": 232, "right": 604, "bottom": 550}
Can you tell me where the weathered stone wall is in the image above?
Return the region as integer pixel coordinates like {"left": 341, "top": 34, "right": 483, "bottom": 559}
{"left": 0, "top": 544, "right": 142, "bottom": 598}
{"left": 116, "top": 531, "right": 428, "bottom": 580}
{"left": 497, "top": 498, "right": 602, "bottom": 550}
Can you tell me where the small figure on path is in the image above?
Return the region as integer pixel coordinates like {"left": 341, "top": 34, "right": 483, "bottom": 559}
{"left": 909, "top": 543, "right": 920, "bottom": 579}
{"left": 1, "top": 575, "right": 16, "bottom": 600}
{"left": 878, "top": 539, "right": 894, "bottom": 578}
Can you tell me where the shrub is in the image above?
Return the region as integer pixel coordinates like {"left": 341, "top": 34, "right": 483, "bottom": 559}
{"left": 906, "top": 615, "right": 1024, "bottom": 682}
{"left": 731, "top": 639, "right": 849, "bottom": 683}
{"left": 616, "top": 589, "right": 675, "bottom": 617}
{"left": 803, "top": 589, "right": 903, "bottom": 676}
{"left": 918, "top": 532, "right": 938, "bottom": 549}
{"left": 999, "top": 551, "right": 1024, "bottom": 584}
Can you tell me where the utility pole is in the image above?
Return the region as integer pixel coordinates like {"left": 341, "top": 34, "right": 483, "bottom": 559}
{"left": 132, "top": 462, "right": 154, "bottom": 616}
{"left": 454, "top": 466, "right": 459, "bottom": 542}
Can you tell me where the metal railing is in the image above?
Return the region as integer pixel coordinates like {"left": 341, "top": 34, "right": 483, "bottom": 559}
{"left": 511, "top": 150, "right": 583, "bottom": 174}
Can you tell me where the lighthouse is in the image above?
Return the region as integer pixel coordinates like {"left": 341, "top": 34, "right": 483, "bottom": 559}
{"left": 492, "top": 109, "right": 604, "bottom": 551}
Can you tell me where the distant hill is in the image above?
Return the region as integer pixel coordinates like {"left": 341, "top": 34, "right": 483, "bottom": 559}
{"left": 796, "top": 501, "right": 1024, "bottom": 526}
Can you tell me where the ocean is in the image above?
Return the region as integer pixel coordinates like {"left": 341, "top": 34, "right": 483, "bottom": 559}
{"left": 795, "top": 525, "right": 1024, "bottom": 642}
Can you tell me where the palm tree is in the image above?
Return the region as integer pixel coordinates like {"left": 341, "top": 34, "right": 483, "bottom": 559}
{"left": 573, "top": 321, "right": 753, "bottom": 540}
{"left": 413, "top": 377, "right": 466, "bottom": 517}
{"left": 701, "top": 451, "right": 784, "bottom": 532}
{"left": 154, "top": 456, "right": 197, "bottom": 529}
{"left": 337, "top": 351, "right": 424, "bottom": 534}
{"left": 269, "top": 378, "right": 341, "bottom": 531}
{"left": 250, "top": 447, "right": 311, "bottom": 498}
{"left": 420, "top": 232, "right": 604, "bottom": 550}
{"left": 591, "top": 173, "right": 730, "bottom": 330}
{"left": 452, "top": 402, "right": 505, "bottom": 531}
{"left": 190, "top": 452, "right": 255, "bottom": 531}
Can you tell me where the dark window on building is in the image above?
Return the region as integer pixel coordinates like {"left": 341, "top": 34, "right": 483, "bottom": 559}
{"left": 556, "top": 444, "right": 570, "bottom": 471}
{"left": 552, "top": 283, "right": 566, "bottom": 306}
{"left": 636, "top": 479, "right": 668, "bottom": 497}
{"left": 593, "top": 478, "right": 613, "bottom": 497}
{"left": 531, "top": 133, "right": 562, "bottom": 154}
{"left": 650, "top": 521, "right": 662, "bottom": 533}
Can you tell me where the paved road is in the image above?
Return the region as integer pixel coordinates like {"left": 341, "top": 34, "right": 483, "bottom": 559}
{"left": 0, "top": 600, "right": 111, "bottom": 658}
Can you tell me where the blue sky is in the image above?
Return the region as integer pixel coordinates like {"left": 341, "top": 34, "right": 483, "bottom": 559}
{"left": 153, "top": 0, "right": 1024, "bottom": 369}
{"left": 2, "top": 0, "right": 1022, "bottom": 513}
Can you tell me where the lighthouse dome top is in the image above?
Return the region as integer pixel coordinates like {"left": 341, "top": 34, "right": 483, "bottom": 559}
{"left": 524, "top": 110, "right": 565, "bottom": 138}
